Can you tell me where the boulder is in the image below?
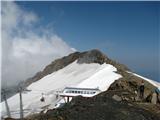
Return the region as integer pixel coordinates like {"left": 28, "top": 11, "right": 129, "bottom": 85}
{"left": 151, "top": 93, "right": 157, "bottom": 104}
{"left": 112, "top": 95, "right": 122, "bottom": 102}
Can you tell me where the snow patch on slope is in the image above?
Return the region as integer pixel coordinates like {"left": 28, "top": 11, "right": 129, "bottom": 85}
{"left": 129, "top": 72, "right": 160, "bottom": 88}
{"left": 77, "top": 64, "right": 122, "bottom": 91}
{"left": 1, "top": 61, "right": 122, "bottom": 118}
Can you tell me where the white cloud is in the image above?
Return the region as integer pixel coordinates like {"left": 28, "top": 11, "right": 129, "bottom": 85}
{"left": 2, "top": 1, "right": 75, "bottom": 87}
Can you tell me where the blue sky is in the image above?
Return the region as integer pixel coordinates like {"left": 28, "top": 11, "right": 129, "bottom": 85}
{"left": 16, "top": 1, "right": 159, "bottom": 82}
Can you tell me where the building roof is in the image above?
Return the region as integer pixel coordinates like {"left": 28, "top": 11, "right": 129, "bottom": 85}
{"left": 64, "top": 87, "right": 100, "bottom": 91}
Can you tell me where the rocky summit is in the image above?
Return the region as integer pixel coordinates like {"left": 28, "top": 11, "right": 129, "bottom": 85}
{"left": 24, "top": 49, "right": 128, "bottom": 87}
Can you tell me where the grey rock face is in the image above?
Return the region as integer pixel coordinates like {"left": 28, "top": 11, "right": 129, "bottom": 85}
{"left": 151, "top": 93, "right": 157, "bottom": 104}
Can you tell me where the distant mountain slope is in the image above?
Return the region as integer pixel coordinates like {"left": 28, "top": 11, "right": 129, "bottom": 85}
{"left": 1, "top": 54, "right": 123, "bottom": 118}
{"left": 24, "top": 49, "right": 129, "bottom": 87}
{"left": 1, "top": 49, "right": 160, "bottom": 120}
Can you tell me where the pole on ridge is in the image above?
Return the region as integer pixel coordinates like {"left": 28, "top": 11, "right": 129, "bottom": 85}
{"left": 2, "top": 89, "right": 11, "bottom": 118}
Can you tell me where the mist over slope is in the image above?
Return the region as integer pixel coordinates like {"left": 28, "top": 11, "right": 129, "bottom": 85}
{"left": 2, "top": 1, "right": 75, "bottom": 88}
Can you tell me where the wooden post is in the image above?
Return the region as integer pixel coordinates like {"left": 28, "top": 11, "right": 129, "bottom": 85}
{"left": 2, "top": 89, "right": 11, "bottom": 118}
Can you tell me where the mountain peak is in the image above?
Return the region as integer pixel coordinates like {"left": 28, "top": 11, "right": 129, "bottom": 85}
{"left": 87, "top": 49, "right": 105, "bottom": 55}
{"left": 24, "top": 49, "right": 128, "bottom": 87}
{"left": 2, "top": 49, "right": 160, "bottom": 120}
{"left": 77, "top": 49, "right": 107, "bottom": 64}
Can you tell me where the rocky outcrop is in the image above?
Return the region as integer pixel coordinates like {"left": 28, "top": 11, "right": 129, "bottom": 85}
{"left": 23, "top": 89, "right": 160, "bottom": 120}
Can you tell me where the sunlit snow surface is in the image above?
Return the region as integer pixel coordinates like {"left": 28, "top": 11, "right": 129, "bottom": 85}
{"left": 0, "top": 60, "right": 122, "bottom": 118}
{"left": 1, "top": 61, "right": 160, "bottom": 118}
